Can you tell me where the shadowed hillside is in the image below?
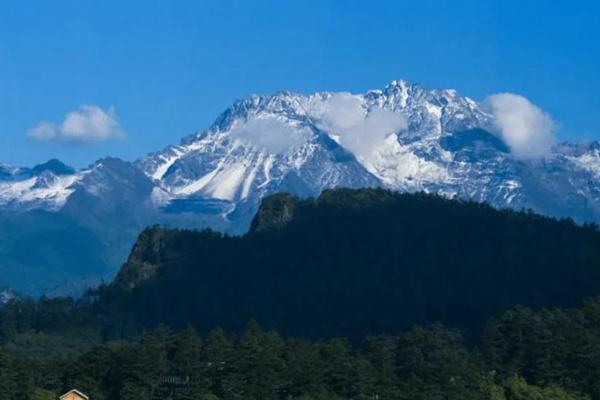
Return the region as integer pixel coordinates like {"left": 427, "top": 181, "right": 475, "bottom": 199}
{"left": 88, "top": 188, "right": 600, "bottom": 339}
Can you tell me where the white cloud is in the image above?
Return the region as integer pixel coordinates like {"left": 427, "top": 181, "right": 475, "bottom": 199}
{"left": 230, "top": 115, "right": 312, "bottom": 153}
{"left": 27, "top": 105, "right": 125, "bottom": 143}
{"left": 27, "top": 121, "right": 58, "bottom": 141}
{"left": 313, "top": 93, "right": 407, "bottom": 158}
{"left": 484, "top": 93, "right": 556, "bottom": 160}
{"left": 60, "top": 105, "right": 124, "bottom": 142}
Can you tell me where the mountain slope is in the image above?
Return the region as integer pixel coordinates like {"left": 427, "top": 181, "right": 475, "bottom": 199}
{"left": 53, "top": 189, "right": 600, "bottom": 339}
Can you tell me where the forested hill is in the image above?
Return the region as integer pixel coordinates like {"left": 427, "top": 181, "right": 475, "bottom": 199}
{"left": 93, "top": 188, "right": 600, "bottom": 339}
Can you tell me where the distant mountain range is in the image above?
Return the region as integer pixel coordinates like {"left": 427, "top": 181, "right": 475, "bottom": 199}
{"left": 2, "top": 80, "right": 600, "bottom": 295}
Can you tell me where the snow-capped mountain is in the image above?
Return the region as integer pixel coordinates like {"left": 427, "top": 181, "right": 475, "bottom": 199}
{"left": 2, "top": 79, "right": 600, "bottom": 295}
{"left": 138, "top": 80, "right": 600, "bottom": 224}
{"left": 0, "top": 159, "right": 80, "bottom": 211}
{"left": 138, "top": 81, "right": 484, "bottom": 213}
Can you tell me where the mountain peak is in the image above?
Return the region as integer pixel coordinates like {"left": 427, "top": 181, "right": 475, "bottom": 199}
{"left": 386, "top": 79, "right": 412, "bottom": 90}
{"left": 32, "top": 159, "right": 75, "bottom": 176}
{"left": 92, "top": 157, "right": 132, "bottom": 170}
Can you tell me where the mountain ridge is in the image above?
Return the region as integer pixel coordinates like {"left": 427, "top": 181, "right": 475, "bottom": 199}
{"left": 28, "top": 188, "right": 600, "bottom": 341}
{"left": 2, "top": 79, "right": 600, "bottom": 294}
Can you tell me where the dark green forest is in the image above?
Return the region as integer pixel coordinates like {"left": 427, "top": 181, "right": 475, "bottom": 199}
{"left": 3, "top": 188, "right": 600, "bottom": 399}
{"left": 2, "top": 303, "right": 600, "bottom": 399}
{"left": 66, "top": 189, "right": 600, "bottom": 338}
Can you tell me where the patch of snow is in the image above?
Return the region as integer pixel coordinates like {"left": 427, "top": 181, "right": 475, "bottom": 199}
{"left": 362, "top": 134, "right": 450, "bottom": 189}
{"left": 0, "top": 173, "right": 83, "bottom": 210}
{"left": 152, "top": 148, "right": 185, "bottom": 180}
{"left": 241, "top": 153, "right": 264, "bottom": 199}
{"left": 571, "top": 153, "right": 600, "bottom": 178}
{"left": 174, "top": 167, "right": 221, "bottom": 196}
{"left": 205, "top": 162, "right": 247, "bottom": 200}
{"left": 173, "top": 161, "right": 249, "bottom": 201}
{"left": 262, "top": 155, "right": 275, "bottom": 184}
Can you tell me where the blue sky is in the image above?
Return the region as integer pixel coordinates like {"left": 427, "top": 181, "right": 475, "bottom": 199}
{"left": 1, "top": 0, "right": 599, "bottom": 167}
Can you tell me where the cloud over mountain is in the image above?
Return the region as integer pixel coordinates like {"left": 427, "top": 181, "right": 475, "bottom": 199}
{"left": 485, "top": 93, "right": 556, "bottom": 160}
{"left": 230, "top": 115, "right": 312, "bottom": 153}
{"left": 314, "top": 93, "right": 407, "bottom": 158}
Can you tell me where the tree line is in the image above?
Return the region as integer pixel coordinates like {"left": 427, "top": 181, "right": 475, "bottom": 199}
{"left": 3, "top": 299, "right": 600, "bottom": 399}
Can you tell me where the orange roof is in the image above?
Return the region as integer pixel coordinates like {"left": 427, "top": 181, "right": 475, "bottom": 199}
{"left": 59, "top": 389, "right": 89, "bottom": 400}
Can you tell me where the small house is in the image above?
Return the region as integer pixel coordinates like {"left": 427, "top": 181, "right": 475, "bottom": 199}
{"left": 60, "top": 389, "right": 89, "bottom": 400}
